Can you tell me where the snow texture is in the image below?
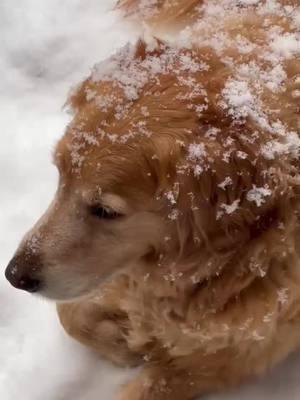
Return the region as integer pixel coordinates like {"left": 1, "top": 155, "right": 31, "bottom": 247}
{"left": 1, "top": 1, "right": 300, "bottom": 400}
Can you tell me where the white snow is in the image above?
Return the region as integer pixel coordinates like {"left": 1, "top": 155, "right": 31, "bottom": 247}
{"left": 218, "top": 177, "right": 233, "bottom": 190}
{"left": 270, "top": 32, "right": 300, "bottom": 59}
{"left": 217, "top": 199, "right": 240, "bottom": 219}
{"left": 1, "top": 1, "right": 300, "bottom": 400}
{"left": 246, "top": 185, "right": 272, "bottom": 207}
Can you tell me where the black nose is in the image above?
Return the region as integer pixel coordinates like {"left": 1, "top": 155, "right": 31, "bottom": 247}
{"left": 5, "top": 258, "right": 41, "bottom": 293}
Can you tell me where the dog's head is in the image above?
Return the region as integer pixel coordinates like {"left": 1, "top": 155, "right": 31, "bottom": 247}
{"left": 5, "top": 41, "right": 297, "bottom": 301}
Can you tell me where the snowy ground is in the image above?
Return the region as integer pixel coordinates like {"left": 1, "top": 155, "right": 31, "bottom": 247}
{"left": 1, "top": 1, "right": 300, "bottom": 399}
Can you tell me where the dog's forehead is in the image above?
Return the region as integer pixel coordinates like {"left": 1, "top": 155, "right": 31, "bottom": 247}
{"left": 53, "top": 40, "right": 229, "bottom": 177}
{"left": 53, "top": 125, "right": 156, "bottom": 201}
{"left": 54, "top": 130, "right": 127, "bottom": 176}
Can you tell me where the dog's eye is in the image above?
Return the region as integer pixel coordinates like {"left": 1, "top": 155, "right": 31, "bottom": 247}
{"left": 90, "top": 205, "right": 121, "bottom": 220}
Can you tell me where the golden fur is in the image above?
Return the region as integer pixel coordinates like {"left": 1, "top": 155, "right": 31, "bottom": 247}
{"left": 6, "top": 1, "right": 300, "bottom": 399}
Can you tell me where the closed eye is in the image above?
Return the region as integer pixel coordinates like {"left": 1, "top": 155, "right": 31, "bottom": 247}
{"left": 90, "top": 205, "right": 122, "bottom": 220}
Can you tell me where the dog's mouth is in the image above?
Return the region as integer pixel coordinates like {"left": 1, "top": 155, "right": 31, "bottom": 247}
{"left": 38, "top": 285, "right": 92, "bottom": 303}
{"left": 34, "top": 268, "right": 115, "bottom": 303}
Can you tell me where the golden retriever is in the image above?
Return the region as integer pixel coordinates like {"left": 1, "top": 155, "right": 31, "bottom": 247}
{"left": 5, "top": 0, "right": 300, "bottom": 399}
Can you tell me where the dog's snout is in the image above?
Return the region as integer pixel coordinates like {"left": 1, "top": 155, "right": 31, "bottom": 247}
{"left": 5, "top": 256, "right": 42, "bottom": 293}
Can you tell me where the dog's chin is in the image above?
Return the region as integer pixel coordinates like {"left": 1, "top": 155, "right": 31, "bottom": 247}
{"left": 37, "top": 290, "right": 92, "bottom": 303}
{"left": 36, "top": 288, "right": 91, "bottom": 303}
{"left": 37, "top": 280, "right": 100, "bottom": 303}
{"left": 38, "top": 263, "right": 130, "bottom": 302}
{"left": 36, "top": 269, "right": 108, "bottom": 302}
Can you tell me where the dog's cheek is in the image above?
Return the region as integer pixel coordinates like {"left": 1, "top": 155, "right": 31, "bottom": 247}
{"left": 112, "top": 214, "right": 166, "bottom": 260}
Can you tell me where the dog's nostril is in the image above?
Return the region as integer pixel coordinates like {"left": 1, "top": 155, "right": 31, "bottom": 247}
{"left": 17, "top": 276, "right": 41, "bottom": 293}
{"left": 5, "top": 261, "right": 41, "bottom": 293}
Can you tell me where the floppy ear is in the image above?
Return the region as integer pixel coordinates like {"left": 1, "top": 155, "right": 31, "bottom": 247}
{"left": 147, "top": 122, "right": 299, "bottom": 307}
{"left": 159, "top": 118, "right": 298, "bottom": 255}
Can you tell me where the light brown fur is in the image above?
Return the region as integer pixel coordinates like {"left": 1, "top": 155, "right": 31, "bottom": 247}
{"left": 6, "top": 1, "right": 300, "bottom": 399}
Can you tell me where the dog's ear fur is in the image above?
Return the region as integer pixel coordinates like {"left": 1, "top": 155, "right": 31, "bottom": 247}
{"left": 144, "top": 121, "right": 298, "bottom": 307}
{"left": 149, "top": 117, "right": 296, "bottom": 258}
